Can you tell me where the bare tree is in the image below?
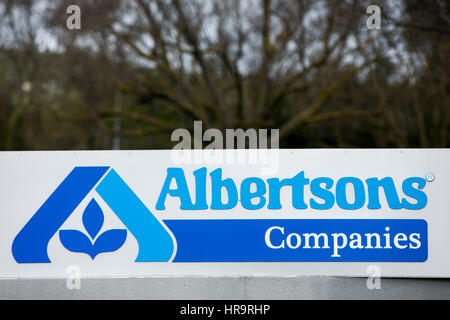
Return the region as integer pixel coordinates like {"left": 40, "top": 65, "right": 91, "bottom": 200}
{"left": 1, "top": 0, "right": 448, "bottom": 150}
{"left": 95, "top": 0, "right": 385, "bottom": 142}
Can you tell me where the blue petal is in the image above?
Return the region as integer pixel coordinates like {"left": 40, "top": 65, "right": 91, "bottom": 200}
{"left": 92, "top": 229, "right": 127, "bottom": 258}
{"left": 82, "top": 199, "right": 104, "bottom": 239}
{"left": 59, "top": 230, "right": 95, "bottom": 259}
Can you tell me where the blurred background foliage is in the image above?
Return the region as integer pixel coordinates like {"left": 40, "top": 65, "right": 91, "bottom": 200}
{"left": 0, "top": 0, "right": 448, "bottom": 150}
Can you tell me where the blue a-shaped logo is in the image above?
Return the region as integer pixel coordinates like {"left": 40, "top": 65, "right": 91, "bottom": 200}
{"left": 12, "top": 167, "right": 174, "bottom": 263}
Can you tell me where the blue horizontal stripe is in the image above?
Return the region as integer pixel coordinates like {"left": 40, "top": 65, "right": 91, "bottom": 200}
{"left": 164, "top": 219, "right": 427, "bottom": 262}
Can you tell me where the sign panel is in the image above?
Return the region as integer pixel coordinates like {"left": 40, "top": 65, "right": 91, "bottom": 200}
{"left": 0, "top": 149, "right": 449, "bottom": 278}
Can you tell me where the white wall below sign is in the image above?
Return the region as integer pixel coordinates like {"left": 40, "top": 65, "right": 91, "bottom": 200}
{"left": 1, "top": 277, "right": 449, "bottom": 300}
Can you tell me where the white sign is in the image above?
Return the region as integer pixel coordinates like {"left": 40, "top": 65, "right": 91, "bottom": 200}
{"left": 0, "top": 149, "right": 449, "bottom": 278}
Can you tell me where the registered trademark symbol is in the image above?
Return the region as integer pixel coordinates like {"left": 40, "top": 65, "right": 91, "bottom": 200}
{"left": 425, "top": 172, "right": 435, "bottom": 182}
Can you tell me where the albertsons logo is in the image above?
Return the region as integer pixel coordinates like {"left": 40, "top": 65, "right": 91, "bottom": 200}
{"left": 12, "top": 167, "right": 174, "bottom": 263}
{"left": 12, "top": 166, "right": 429, "bottom": 263}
